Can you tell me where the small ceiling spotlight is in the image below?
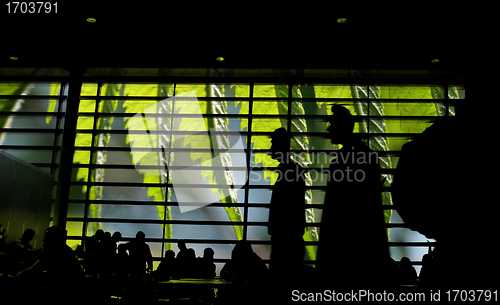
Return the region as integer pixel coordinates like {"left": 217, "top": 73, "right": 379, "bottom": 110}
{"left": 337, "top": 18, "right": 347, "bottom": 24}
{"left": 87, "top": 17, "right": 97, "bottom": 23}
{"left": 431, "top": 58, "right": 440, "bottom": 63}
{"left": 216, "top": 57, "right": 225, "bottom": 62}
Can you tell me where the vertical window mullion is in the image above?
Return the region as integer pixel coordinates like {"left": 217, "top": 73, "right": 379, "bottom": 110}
{"left": 287, "top": 83, "right": 292, "bottom": 133}
{"left": 161, "top": 83, "right": 176, "bottom": 257}
{"left": 445, "top": 84, "right": 449, "bottom": 116}
{"left": 81, "top": 82, "right": 102, "bottom": 241}
{"left": 50, "top": 81, "right": 67, "bottom": 176}
{"left": 242, "top": 83, "right": 254, "bottom": 241}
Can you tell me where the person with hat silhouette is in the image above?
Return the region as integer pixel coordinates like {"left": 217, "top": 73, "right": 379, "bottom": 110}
{"left": 267, "top": 127, "right": 306, "bottom": 277}
{"left": 317, "top": 105, "right": 391, "bottom": 288}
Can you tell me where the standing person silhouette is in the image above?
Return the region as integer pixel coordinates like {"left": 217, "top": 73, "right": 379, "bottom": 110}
{"left": 123, "top": 231, "right": 153, "bottom": 276}
{"left": 317, "top": 105, "right": 390, "bottom": 288}
{"left": 267, "top": 127, "right": 306, "bottom": 277}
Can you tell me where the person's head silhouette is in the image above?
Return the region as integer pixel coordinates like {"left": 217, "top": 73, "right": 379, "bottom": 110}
{"left": 112, "top": 231, "right": 122, "bottom": 242}
{"left": 269, "top": 127, "right": 291, "bottom": 164}
{"left": 43, "top": 226, "right": 66, "bottom": 247}
{"left": 21, "top": 228, "right": 35, "bottom": 242}
{"left": 203, "top": 247, "right": 214, "bottom": 260}
{"left": 326, "top": 105, "right": 355, "bottom": 145}
{"left": 135, "top": 231, "right": 146, "bottom": 242}
{"left": 165, "top": 249, "right": 175, "bottom": 260}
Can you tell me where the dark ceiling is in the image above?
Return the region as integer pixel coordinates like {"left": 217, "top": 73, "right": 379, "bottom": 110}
{"left": 0, "top": 2, "right": 467, "bottom": 72}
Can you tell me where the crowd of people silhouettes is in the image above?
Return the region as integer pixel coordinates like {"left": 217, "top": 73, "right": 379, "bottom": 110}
{"left": 0, "top": 224, "right": 442, "bottom": 302}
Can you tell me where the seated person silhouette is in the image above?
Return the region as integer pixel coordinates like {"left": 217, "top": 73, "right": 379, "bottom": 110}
{"left": 317, "top": 105, "right": 390, "bottom": 287}
{"left": 197, "top": 247, "right": 216, "bottom": 279}
{"left": 154, "top": 249, "right": 176, "bottom": 280}
{"left": 398, "top": 257, "right": 417, "bottom": 283}
{"left": 220, "top": 240, "right": 268, "bottom": 284}
{"left": 114, "top": 244, "right": 131, "bottom": 277}
{"left": 176, "top": 240, "right": 189, "bottom": 260}
{"left": 84, "top": 229, "right": 104, "bottom": 274}
{"left": 175, "top": 241, "right": 198, "bottom": 278}
{"left": 217, "top": 240, "right": 270, "bottom": 304}
{"left": 12, "top": 228, "right": 35, "bottom": 252}
{"left": 218, "top": 241, "right": 268, "bottom": 304}
{"left": 14, "top": 227, "right": 85, "bottom": 301}
{"left": 122, "top": 231, "right": 153, "bottom": 276}
{"left": 267, "top": 127, "right": 306, "bottom": 276}
{"left": 17, "top": 226, "right": 85, "bottom": 281}
{"left": 5, "top": 228, "right": 38, "bottom": 274}
{"left": 0, "top": 224, "right": 6, "bottom": 251}
{"left": 418, "top": 253, "right": 437, "bottom": 288}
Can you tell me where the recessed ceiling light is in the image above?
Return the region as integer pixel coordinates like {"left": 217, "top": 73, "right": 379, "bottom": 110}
{"left": 216, "top": 57, "right": 225, "bottom": 62}
{"left": 87, "top": 17, "right": 97, "bottom": 23}
{"left": 10, "top": 56, "right": 18, "bottom": 61}
{"left": 431, "top": 58, "right": 440, "bottom": 63}
{"left": 337, "top": 18, "right": 347, "bottom": 24}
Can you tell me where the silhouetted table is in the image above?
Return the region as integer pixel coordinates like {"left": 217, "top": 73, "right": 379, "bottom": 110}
{"left": 157, "top": 277, "right": 227, "bottom": 287}
{"left": 156, "top": 278, "right": 227, "bottom": 302}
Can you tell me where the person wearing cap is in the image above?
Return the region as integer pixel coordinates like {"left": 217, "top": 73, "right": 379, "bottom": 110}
{"left": 267, "top": 127, "right": 306, "bottom": 277}
{"left": 317, "top": 105, "right": 391, "bottom": 287}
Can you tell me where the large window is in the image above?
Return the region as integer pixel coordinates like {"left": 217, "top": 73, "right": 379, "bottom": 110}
{"left": 0, "top": 72, "right": 464, "bottom": 274}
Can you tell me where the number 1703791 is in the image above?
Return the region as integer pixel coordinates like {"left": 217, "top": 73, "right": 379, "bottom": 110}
{"left": 6, "top": 2, "right": 57, "bottom": 14}
{"left": 445, "top": 290, "right": 498, "bottom": 302}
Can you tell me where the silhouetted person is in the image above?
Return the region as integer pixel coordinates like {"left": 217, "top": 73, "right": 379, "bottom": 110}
{"left": 399, "top": 257, "right": 417, "bottom": 283}
{"left": 84, "top": 229, "right": 104, "bottom": 274}
{"left": 15, "top": 227, "right": 84, "bottom": 301}
{"left": 418, "top": 253, "right": 437, "bottom": 288}
{"left": 0, "top": 224, "right": 6, "bottom": 251}
{"left": 95, "top": 230, "right": 121, "bottom": 274}
{"left": 221, "top": 241, "right": 268, "bottom": 283}
{"left": 218, "top": 241, "right": 269, "bottom": 304}
{"left": 317, "top": 105, "right": 390, "bottom": 287}
{"left": 11, "top": 228, "right": 35, "bottom": 252}
{"left": 153, "top": 250, "right": 178, "bottom": 300}
{"left": 267, "top": 127, "right": 306, "bottom": 275}
{"left": 17, "top": 226, "right": 84, "bottom": 284}
{"left": 184, "top": 248, "right": 197, "bottom": 278}
{"left": 114, "top": 243, "right": 130, "bottom": 277}
{"left": 392, "top": 111, "right": 498, "bottom": 288}
{"left": 176, "top": 240, "right": 189, "bottom": 260}
{"left": 6, "top": 228, "right": 38, "bottom": 274}
{"left": 189, "top": 247, "right": 217, "bottom": 303}
{"left": 175, "top": 241, "right": 198, "bottom": 278}
{"left": 154, "top": 249, "right": 176, "bottom": 280}
{"left": 197, "top": 247, "right": 216, "bottom": 279}
{"left": 111, "top": 231, "right": 122, "bottom": 252}
{"left": 122, "top": 231, "right": 153, "bottom": 276}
